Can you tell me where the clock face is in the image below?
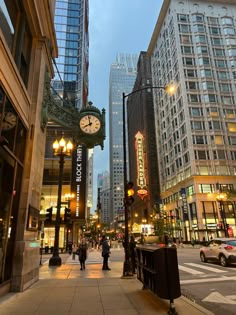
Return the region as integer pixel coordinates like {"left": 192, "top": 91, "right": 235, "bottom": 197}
{"left": 79, "top": 115, "right": 101, "bottom": 134}
{"left": 1, "top": 112, "right": 17, "bottom": 130}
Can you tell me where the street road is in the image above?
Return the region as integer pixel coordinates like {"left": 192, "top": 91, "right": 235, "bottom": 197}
{"left": 177, "top": 247, "right": 236, "bottom": 315}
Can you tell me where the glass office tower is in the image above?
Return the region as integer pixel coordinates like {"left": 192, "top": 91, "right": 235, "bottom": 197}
{"left": 109, "top": 53, "right": 138, "bottom": 229}
{"left": 41, "top": 0, "right": 89, "bottom": 248}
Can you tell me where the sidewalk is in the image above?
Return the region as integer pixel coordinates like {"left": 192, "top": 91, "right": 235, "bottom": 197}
{"left": 0, "top": 249, "right": 214, "bottom": 315}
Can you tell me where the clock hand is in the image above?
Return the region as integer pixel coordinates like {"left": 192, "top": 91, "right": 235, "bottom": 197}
{"left": 83, "top": 122, "right": 92, "bottom": 128}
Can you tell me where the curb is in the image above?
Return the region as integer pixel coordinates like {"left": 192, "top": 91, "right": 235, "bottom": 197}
{"left": 179, "top": 295, "right": 215, "bottom": 315}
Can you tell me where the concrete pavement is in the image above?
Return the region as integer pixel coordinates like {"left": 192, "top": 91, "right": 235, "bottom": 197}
{"left": 0, "top": 248, "right": 214, "bottom": 315}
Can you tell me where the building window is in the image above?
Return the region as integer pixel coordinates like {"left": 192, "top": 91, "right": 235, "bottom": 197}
{"left": 192, "top": 14, "right": 204, "bottom": 22}
{"left": 215, "top": 59, "right": 227, "bottom": 68}
{"left": 227, "top": 123, "right": 236, "bottom": 132}
{"left": 200, "top": 69, "right": 213, "bottom": 78}
{"left": 192, "top": 135, "right": 207, "bottom": 144}
{"left": 209, "top": 27, "right": 221, "bottom": 35}
{"left": 198, "top": 184, "right": 214, "bottom": 193}
{"left": 191, "top": 121, "right": 204, "bottom": 130}
{"left": 217, "top": 71, "right": 228, "bottom": 79}
{"left": 193, "top": 24, "right": 205, "bottom": 33}
{"left": 180, "top": 34, "right": 192, "bottom": 44}
{"left": 177, "top": 14, "right": 189, "bottom": 22}
{"left": 209, "top": 121, "right": 221, "bottom": 130}
{"left": 189, "top": 107, "right": 202, "bottom": 117}
{"left": 211, "top": 37, "right": 222, "bottom": 45}
{"left": 197, "top": 46, "right": 208, "bottom": 54}
{"left": 224, "top": 28, "right": 235, "bottom": 35}
{"left": 202, "top": 81, "right": 214, "bottom": 90}
{"left": 179, "top": 24, "right": 191, "bottom": 33}
{"left": 207, "top": 17, "right": 219, "bottom": 25}
{"left": 199, "top": 57, "right": 210, "bottom": 66}
{"left": 222, "top": 17, "right": 233, "bottom": 25}
{"left": 181, "top": 46, "right": 193, "bottom": 54}
{"left": 204, "top": 94, "right": 217, "bottom": 103}
{"left": 224, "top": 109, "right": 235, "bottom": 118}
{"left": 207, "top": 107, "right": 219, "bottom": 117}
{"left": 220, "top": 83, "right": 231, "bottom": 92}
{"left": 196, "top": 35, "right": 207, "bottom": 44}
{"left": 214, "top": 135, "right": 224, "bottom": 145}
{"left": 222, "top": 96, "right": 233, "bottom": 105}
{"left": 228, "top": 137, "right": 236, "bottom": 145}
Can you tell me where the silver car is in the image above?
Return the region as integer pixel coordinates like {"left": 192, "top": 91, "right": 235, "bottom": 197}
{"left": 200, "top": 237, "right": 236, "bottom": 267}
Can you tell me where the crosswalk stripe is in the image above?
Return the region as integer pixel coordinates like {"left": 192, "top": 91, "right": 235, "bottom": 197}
{"left": 185, "top": 263, "right": 227, "bottom": 273}
{"left": 178, "top": 265, "right": 205, "bottom": 275}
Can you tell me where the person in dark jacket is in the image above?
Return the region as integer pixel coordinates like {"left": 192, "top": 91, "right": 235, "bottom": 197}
{"left": 78, "top": 238, "right": 87, "bottom": 270}
{"left": 101, "top": 235, "right": 111, "bottom": 270}
{"left": 129, "top": 235, "right": 137, "bottom": 274}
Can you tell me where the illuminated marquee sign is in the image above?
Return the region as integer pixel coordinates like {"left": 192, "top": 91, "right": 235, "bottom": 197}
{"left": 135, "top": 132, "right": 147, "bottom": 199}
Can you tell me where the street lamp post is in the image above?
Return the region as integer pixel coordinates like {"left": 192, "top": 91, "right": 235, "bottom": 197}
{"left": 122, "top": 84, "right": 175, "bottom": 277}
{"left": 49, "top": 136, "right": 73, "bottom": 266}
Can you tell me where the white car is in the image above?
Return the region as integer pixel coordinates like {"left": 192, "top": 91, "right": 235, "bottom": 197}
{"left": 200, "top": 237, "right": 236, "bottom": 267}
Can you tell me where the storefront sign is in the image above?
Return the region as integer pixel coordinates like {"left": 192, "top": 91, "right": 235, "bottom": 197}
{"left": 71, "top": 145, "right": 86, "bottom": 218}
{"left": 180, "top": 188, "right": 188, "bottom": 220}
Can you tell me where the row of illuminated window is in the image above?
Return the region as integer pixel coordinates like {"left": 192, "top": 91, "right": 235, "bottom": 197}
{"left": 190, "top": 121, "right": 236, "bottom": 132}
{"left": 185, "top": 81, "right": 235, "bottom": 92}
{"left": 161, "top": 120, "right": 236, "bottom": 141}
{"left": 182, "top": 56, "right": 236, "bottom": 68}
{"left": 164, "top": 149, "right": 236, "bottom": 176}
{"left": 185, "top": 68, "right": 236, "bottom": 80}
{"left": 187, "top": 94, "right": 234, "bottom": 105}
{"left": 181, "top": 45, "right": 236, "bottom": 57}
{"left": 192, "top": 135, "right": 236, "bottom": 146}
{"left": 178, "top": 23, "right": 236, "bottom": 36}
{"left": 177, "top": 13, "right": 234, "bottom": 26}
{"left": 189, "top": 107, "right": 235, "bottom": 118}
{"left": 163, "top": 183, "right": 234, "bottom": 206}
{"left": 180, "top": 35, "right": 236, "bottom": 47}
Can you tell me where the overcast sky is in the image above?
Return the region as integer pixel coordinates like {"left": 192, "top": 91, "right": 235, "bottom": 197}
{"left": 88, "top": 0, "right": 163, "bottom": 210}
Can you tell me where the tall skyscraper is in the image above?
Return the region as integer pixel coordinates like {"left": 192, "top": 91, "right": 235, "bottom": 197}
{"left": 109, "top": 53, "right": 138, "bottom": 227}
{"left": 42, "top": 0, "right": 90, "bottom": 246}
{"left": 148, "top": 0, "right": 236, "bottom": 241}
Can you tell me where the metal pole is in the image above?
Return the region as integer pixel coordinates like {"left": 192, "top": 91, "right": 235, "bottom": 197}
{"left": 49, "top": 153, "right": 64, "bottom": 266}
{"left": 122, "top": 92, "right": 133, "bottom": 277}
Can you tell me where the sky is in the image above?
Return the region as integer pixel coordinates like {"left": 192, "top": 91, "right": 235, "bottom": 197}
{"left": 88, "top": 0, "right": 164, "bottom": 210}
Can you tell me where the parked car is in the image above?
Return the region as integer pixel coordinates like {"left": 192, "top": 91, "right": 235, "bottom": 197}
{"left": 200, "top": 237, "right": 236, "bottom": 267}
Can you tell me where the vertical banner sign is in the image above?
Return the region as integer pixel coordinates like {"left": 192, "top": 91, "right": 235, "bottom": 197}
{"left": 135, "top": 131, "right": 147, "bottom": 199}
{"left": 180, "top": 188, "right": 188, "bottom": 221}
{"left": 71, "top": 145, "right": 87, "bottom": 219}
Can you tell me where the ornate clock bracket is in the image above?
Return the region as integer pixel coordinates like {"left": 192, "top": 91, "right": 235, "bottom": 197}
{"left": 41, "top": 71, "right": 106, "bottom": 149}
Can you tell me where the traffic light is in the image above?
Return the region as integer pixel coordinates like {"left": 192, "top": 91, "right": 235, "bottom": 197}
{"left": 64, "top": 207, "right": 71, "bottom": 223}
{"left": 45, "top": 207, "right": 53, "bottom": 223}
{"left": 126, "top": 181, "right": 134, "bottom": 205}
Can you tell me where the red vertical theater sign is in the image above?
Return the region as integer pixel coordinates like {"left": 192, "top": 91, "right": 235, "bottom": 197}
{"left": 135, "top": 132, "right": 148, "bottom": 200}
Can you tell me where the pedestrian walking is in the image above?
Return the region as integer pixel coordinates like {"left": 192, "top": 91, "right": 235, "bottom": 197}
{"left": 78, "top": 238, "right": 87, "bottom": 270}
{"left": 191, "top": 237, "right": 195, "bottom": 248}
{"left": 101, "top": 235, "right": 111, "bottom": 270}
{"left": 72, "top": 242, "right": 78, "bottom": 260}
